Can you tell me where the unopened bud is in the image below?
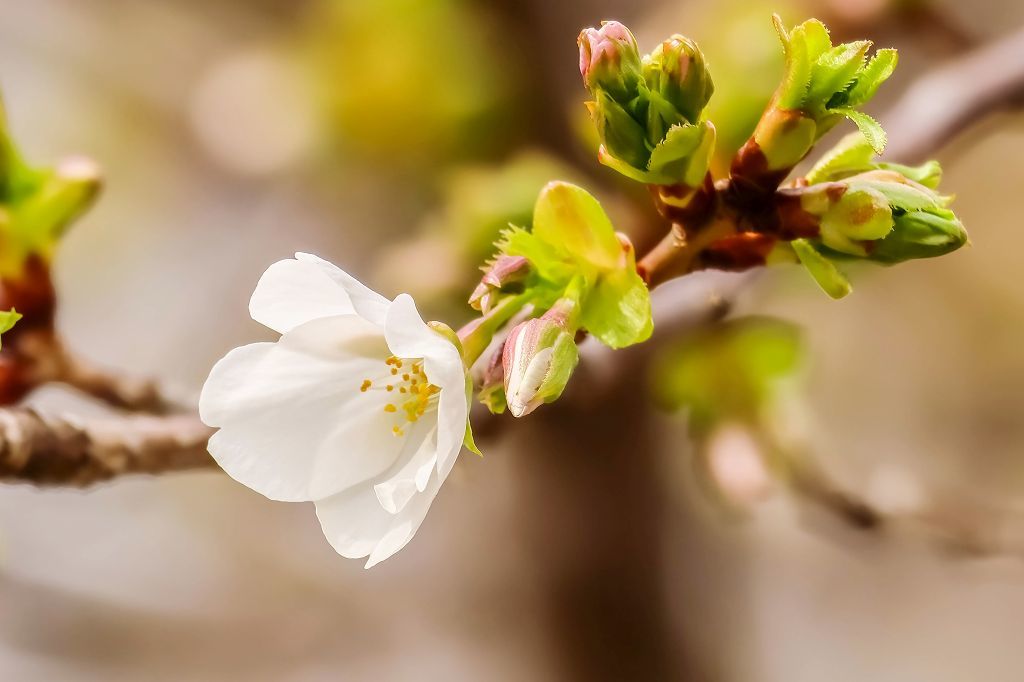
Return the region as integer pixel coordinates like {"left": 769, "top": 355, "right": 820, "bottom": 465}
{"left": 578, "top": 21, "right": 642, "bottom": 100}
{"left": 642, "top": 35, "right": 713, "bottom": 127}
{"left": 502, "top": 302, "right": 579, "bottom": 418}
{"left": 869, "top": 208, "right": 967, "bottom": 263}
{"left": 789, "top": 181, "right": 893, "bottom": 256}
{"left": 469, "top": 255, "right": 530, "bottom": 314}
{"left": 14, "top": 156, "right": 102, "bottom": 244}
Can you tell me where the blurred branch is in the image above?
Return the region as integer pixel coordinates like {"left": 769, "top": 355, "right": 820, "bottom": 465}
{"left": 15, "top": 331, "right": 184, "bottom": 414}
{"left": 788, "top": 456, "right": 1024, "bottom": 559}
{"left": 884, "top": 23, "right": 1024, "bottom": 162}
{"left": 0, "top": 408, "right": 214, "bottom": 487}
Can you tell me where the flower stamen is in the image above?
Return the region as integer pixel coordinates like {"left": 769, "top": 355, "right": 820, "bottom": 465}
{"left": 362, "top": 356, "right": 441, "bottom": 436}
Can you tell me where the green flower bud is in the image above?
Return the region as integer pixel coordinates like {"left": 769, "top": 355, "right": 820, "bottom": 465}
{"left": 869, "top": 208, "right": 968, "bottom": 263}
{"left": 578, "top": 21, "right": 715, "bottom": 187}
{"left": 578, "top": 21, "right": 643, "bottom": 102}
{"left": 642, "top": 35, "right": 714, "bottom": 130}
{"left": 788, "top": 180, "right": 893, "bottom": 256}
{"left": 502, "top": 300, "right": 580, "bottom": 418}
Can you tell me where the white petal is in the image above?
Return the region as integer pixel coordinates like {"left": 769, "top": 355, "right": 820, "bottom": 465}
{"left": 384, "top": 294, "right": 468, "bottom": 477}
{"left": 295, "top": 252, "right": 390, "bottom": 325}
{"left": 373, "top": 423, "right": 438, "bottom": 514}
{"left": 249, "top": 258, "right": 359, "bottom": 334}
{"left": 315, "top": 466, "right": 447, "bottom": 568}
{"left": 200, "top": 315, "right": 408, "bottom": 502}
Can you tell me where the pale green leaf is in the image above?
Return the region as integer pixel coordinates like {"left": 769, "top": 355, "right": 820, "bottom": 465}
{"left": 808, "top": 41, "right": 871, "bottom": 106}
{"left": 581, "top": 268, "right": 653, "bottom": 349}
{"left": 846, "top": 49, "right": 898, "bottom": 107}
{"left": 791, "top": 238, "right": 852, "bottom": 299}
{"left": 531, "top": 181, "right": 622, "bottom": 271}
{"left": 836, "top": 108, "right": 887, "bottom": 154}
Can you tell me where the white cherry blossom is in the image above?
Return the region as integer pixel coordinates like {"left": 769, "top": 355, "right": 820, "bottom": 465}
{"left": 200, "top": 253, "right": 469, "bottom": 567}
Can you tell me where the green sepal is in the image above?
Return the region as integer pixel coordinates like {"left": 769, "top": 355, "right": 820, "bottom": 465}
{"left": 463, "top": 420, "right": 482, "bottom": 456}
{"left": 539, "top": 329, "right": 580, "bottom": 405}
{"left": 592, "top": 91, "right": 650, "bottom": 170}
{"left": 646, "top": 122, "right": 715, "bottom": 186}
{"left": 791, "top": 238, "right": 852, "bottom": 299}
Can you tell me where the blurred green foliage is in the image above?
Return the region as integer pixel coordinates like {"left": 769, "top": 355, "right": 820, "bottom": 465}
{"left": 653, "top": 317, "right": 804, "bottom": 433}
{"left": 301, "top": 0, "right": 521, "bottom": 170}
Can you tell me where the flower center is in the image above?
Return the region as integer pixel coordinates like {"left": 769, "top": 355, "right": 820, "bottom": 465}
{"left": 359, "top": 355, "right": 440, "bottom": 437}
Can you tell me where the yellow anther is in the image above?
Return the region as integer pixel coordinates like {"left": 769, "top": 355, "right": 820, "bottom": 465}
{"left": 392, "top": 425, "right": 404, "bottom": 437}
{"left": 384, "top": 404, "right": 397, "bottom": 413}
{"left": 386, "top": 385, "right": 394, "bottom": 392}
{"left": 360, "top": 379, "right": 372, "bottom": 392}
{"left": 391, "top": 368, "right": 398, "bottom": 375}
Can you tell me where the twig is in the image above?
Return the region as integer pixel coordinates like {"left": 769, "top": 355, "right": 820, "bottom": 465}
{"left": 0, "top": 408, "right": 214, "bottom": 487}
{"left": 786, "top": 456, "right": 1024, "bottom": 559}
{"left": 3, "top": 329, "right": 184, "bottom": 414}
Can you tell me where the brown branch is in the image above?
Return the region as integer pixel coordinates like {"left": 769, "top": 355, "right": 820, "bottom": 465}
{"left": 3, "top": 329, "right": 184, "bottom": 414}
{"left": 45, "top": 339, "right": 184, "bottom": 414}
{"left": 0, "top": 408, "right": 214, "bottom": 487}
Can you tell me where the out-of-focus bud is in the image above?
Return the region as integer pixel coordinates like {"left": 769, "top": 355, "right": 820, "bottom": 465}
{"left": 0, "top": 156, "right": 102, "bottom": 278}
{"left": 642, "top": 35, "right": 714, "bottom": 129}
{"left": 468, "top": 254, "right": 530, "bottom": 314}
{"left": 701, "top": 423, "right": 774, "bottom": 510}
{"left": 870, "top": 208, "right": 968, "bottom": 263}
{"left": 578, "top": 21, "right": 642, "bottom": 101}
{"left": 501, "top": 300, "right": 580, "bottom": 418}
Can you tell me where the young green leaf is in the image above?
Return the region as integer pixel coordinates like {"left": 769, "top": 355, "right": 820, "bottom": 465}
{"left": 845, "top": 49, "right": 898, "bottom": 107}
{"left": 791, "top": 238, "right": 852, "bottom": 299}
{"left": 836, "top": 108, "right": 887, "bottom": 154}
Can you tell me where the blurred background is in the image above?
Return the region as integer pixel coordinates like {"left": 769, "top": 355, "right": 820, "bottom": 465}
{"left": 0, "top": 0, "right": 1022, "bottom": 679}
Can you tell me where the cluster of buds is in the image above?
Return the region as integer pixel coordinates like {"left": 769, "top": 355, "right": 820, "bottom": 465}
{"left": 733, "top": 16, "right": 897, "bottom": 189}
{"left": 578, "top": 21, "right": 716, "bottom": 190}
{"left": 773, "top": 133, "right": 967, "bottom": 297}
{"left": 460, "top": 181, "right": 652, "bottom": 417}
